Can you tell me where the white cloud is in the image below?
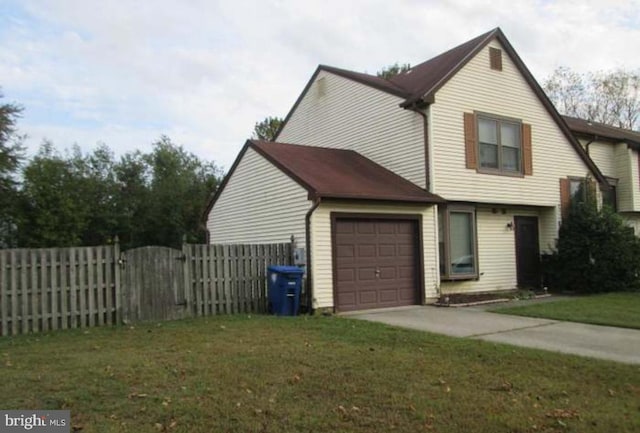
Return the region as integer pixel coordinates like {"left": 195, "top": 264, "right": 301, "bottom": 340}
{"left": 1, "top": 0, "right": 640, "bottom": 169}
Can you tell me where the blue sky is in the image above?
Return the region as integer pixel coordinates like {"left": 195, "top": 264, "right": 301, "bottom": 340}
{"left": 1, "top": 0, "right": 640, "bottom": 170}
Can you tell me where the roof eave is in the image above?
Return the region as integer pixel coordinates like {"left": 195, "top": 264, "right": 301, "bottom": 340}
{"left": 317, "top": 192, "right": 445, "bottom": 204}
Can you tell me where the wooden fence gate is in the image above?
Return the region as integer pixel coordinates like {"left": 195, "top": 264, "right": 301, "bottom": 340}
{"left": 121, "top": 246, "right": 187, "bottom": 323}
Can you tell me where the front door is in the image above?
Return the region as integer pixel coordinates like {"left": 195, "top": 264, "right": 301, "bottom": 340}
{"left": 514, "top": 216, "right": 541, "bottom": 289}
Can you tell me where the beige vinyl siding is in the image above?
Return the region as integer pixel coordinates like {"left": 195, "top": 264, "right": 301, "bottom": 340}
{"left": 278, "top": 70, "right": 426, "bottom": 188}
{"left": 616, "top": 145, "right": 635, "bottom": 212}
{"left": 430, "top": 40, "right": 592, "bottom": 210}
{"left": 207, "top": 147, "right": 309, "bottom": 245}
{"left": 586, "top": 141, "right": 616, "bottom": 177}
{"left": 440, "top": 205, "right": 554, "bottom": 294}
{"left": 631, "top": 149, "right": 640, "bottom": 211}
{"left": 620, "top": 213, "right": 640, "bottom": 235}
{"left": 309, "top": 202, "right": 439, "bottom": 309}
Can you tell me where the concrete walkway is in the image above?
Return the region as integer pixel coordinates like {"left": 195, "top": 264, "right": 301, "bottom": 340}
{"left": 346, "top": 304, "right": 640, "bottom": 365}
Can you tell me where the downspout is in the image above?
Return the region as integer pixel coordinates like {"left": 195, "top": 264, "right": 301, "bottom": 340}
{"left": 584, "top": 136, "right": 597, "bottom": 155}
{"left": 304, "top": 196, "right": 321, "bottom": 314}
{"left": 405, "top": 101, "right": 441, "bottom": 298}
{"left": 406, "top": 101, "right": 431, "bottom": 192}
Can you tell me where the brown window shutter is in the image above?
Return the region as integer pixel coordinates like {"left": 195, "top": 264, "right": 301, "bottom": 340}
{"left": 637, "top": 150, "right": 640, "bottom": 189}
{"left": 489, "top": 47, "right": 502, "bottom": 71}
{"left": 560, "top": 178, "right": 570, "bottom": 220}
{"left": 522, "top": 123, "right": 533, "bottom": 175}
{"left": 464, "top": 112, "right": 477, "bottom": 169}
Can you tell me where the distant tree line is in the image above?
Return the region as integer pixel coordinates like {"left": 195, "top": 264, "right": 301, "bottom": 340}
{"left": 0, "top": 91, "right": 222, "bottom": 249}
{"left": 543, "top": 66, "right": 640, "bottom": 130}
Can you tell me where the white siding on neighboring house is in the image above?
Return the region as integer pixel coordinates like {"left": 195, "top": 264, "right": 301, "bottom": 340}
{"left": 309, "top": 202, "right": 439, "bottom": 309}
{"left": 278, "top": 70, "right": 427, "bottom": 188}
{"left": 207, "top": 147, "right": 310, "bottom": 246}
{"left": 440, "top": 205, "right": 554, "bottom": 294}
{"left": 616, "top": 145, "right": 635, "bottom": 212}
{"left": 586, "top": 141, "right": 616, "bottom": 178}
{"left": 430, "top": 40, "right": 593, "bottom": 209}
{"left": 631, "top": 149, "right": 640, "bottom": 211}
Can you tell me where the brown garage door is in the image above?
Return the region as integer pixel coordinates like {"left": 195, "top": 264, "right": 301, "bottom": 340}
{"left": 334, "top": 218, "right": 420, "bottom": 312}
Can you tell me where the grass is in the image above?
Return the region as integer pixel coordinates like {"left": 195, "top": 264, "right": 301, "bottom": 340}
{"left": 493, "top": 292, "right": 640, "bottom": 330}
{"left": 0, "top": 315, "right": 639, "bottom": 433}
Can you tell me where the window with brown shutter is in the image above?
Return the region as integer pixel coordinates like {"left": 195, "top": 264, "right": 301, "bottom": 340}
{"left": 464, "top": 112, "right": 477, "bottom": 169}
{"left": 522, "top": 123, "right": 533, "bottom": 175}
{"left": 489, "top": 47, "right": 502, "bottom": 71}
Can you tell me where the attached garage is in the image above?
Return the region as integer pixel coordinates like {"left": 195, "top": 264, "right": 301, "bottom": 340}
{"left": 206, "top": 140, "right": 444, "bottom": 312}
{"left": 333, "top": 215, "right": 422, "bottom": 312}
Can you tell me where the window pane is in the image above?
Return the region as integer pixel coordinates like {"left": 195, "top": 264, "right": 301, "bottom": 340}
{"left": 449, "top": 212, "right": 475, "bottom": 275}
{"left": 603, "top": 186, "right": 617, "bottom": 211}
{"left": 478, "top": 118, "right": 497, "bottom": 144}
{"left": 480, "top": 143, "right": 498, "bottom": 168}
{"left": 502, "top": 147, "right": 520, "bottom": 172}
{"left": 501, "top": 122, "right": 520, "bottom": 148}
{"left": 570, "top": 180, "right": 585, "bottom": 203}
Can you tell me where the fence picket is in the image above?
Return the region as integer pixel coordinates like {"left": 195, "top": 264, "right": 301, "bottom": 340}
{"left": 105, "top": 246, "right": 113, "bottom": 326}
{"left": 78, "top": 249, "right": 86, "bottom": 328}
{"left": 1, "top": 251, "right": 7, "bottom": 336}
{"left": 50, "top": 249, "right": 59, "bottom": 330}
{"left": 69, "top": 248, "right": 78, "bottom": 329}
{"left": 20, "top": 250, "right": 28, "bottom": 334}
{"left": 59, "top": 249, "right": 68, "bottom": 330}
{"left": 211, "top": 245, "right": 218, "bottom": 315}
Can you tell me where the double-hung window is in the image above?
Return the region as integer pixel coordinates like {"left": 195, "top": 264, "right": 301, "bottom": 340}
{"left": 439, "top": 206, "right": 478, "bottom": 280}
{"left": 478, "top": 115, "right": 522, "bottom": 174}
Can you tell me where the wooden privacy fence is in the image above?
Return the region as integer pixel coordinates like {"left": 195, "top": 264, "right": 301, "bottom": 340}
{"left": 0, "top": 242, "right": 292, "bottom": 336}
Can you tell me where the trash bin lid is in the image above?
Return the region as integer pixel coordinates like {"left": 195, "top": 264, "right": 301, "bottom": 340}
{"left": 267, "top": 265, "right": 304, "bottom": 274}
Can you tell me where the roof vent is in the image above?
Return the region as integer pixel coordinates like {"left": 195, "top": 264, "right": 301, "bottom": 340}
{"left": 489, "top": 47, "right": 502, "bottom": 71}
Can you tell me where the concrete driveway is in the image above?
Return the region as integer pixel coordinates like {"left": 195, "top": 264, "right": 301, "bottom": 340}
{"left": 346, "top": 304, "right": 640, "bottom": 365}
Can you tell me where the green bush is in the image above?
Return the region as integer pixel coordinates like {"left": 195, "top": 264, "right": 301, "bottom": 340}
{"left": 546, "top": 204, "right": 640, "bottom": 293}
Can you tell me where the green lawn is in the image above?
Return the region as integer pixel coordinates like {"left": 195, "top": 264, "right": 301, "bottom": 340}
{"left": 493, "top": 292, "right": 640, "bottom": 329}
{"left": 1, "top": 316, "right": 639, "bottom": 433}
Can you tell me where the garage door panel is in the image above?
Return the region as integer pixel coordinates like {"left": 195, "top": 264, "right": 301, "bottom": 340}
{"left": 379, "top": 267, "right": 397, "bottom": 279}
{"left": 378, "top": 289, "right": 399, "bottom": 302}
{"left": 399, "top": 265, "right": 415, "bottom": 278}
{"left": 378, "top": 244, "right": 396, "bottom": 257}
{"left": 335, "top": 218, "right": 420, "bottom": 312}
{"left": 337, "top": 292, "right": 357, "bottom": 308}
{"left": 357, "top": 222, "right": 375, "bottom": 234}
{"left": 358, "top": 244, "right": 376, "bottom": 257}
{"left": 337, "top": 268, "right": 355, "bottom": 282}
{"left": 336, "top": 244, "right": 355, "bottom": 258}
{"left": 358, "top": 268, "right": 377, "bottom": 281}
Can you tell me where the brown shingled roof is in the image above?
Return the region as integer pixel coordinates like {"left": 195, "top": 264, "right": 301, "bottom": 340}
{"left": 250, "top": 140, "right": 444, "bottom": 203}
{"left": 275, "top": 27, "right": 608, "bottom": 188}
{"left": 391, "top": 28, "right": 497, "bottom": 105}
{"left": 563, "top": 115, "right": 640, "bottom": 148}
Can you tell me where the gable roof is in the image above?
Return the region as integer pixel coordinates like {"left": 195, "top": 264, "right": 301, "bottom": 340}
{"left": 392, "top": 28, "right": 497, "bottom": 106}
{"left": 563, "top": 116, "right": 640, "bottom": 149}
{"left": 275, "top": 28, "right": 608, "bottom": 186}
{"left": 203, "top": 140, "right": 444, "bottom": 221}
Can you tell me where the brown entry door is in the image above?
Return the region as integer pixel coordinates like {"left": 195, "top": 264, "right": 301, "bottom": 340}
{"left": 334, "top": 218, "right": 420, "bottom": 312}
{"left": 514, "top": 216, "right": 541, "bottom": 289}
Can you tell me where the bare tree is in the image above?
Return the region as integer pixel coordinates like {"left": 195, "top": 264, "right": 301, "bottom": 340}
{"left": 544, "top": 67, "right": 640, "bottom": 130}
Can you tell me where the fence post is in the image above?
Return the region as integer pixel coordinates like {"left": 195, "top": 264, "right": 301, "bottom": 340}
{"left": 114, "top": 236, "right": 122, "bottom": 325}
{"left": 182, "top": 239, "right": 192, "bottom": 318}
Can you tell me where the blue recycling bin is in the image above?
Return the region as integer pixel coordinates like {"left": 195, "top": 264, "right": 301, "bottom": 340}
{"left": 267, "top": 265, "right": 304, "bottom": 316}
